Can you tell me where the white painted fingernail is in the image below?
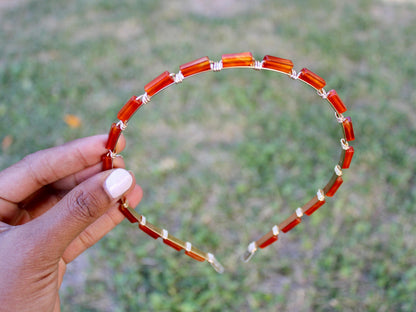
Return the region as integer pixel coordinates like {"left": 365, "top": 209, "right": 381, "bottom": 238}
{"left": 104, "top": 169, "right": 133, "bottom": 199}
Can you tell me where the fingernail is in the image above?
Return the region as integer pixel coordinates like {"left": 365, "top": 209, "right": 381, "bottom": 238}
{"left": 104, "top": 168, "right": 133, "bottom": 199}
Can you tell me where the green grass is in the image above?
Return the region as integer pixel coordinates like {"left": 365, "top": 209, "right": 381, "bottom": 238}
{"left": 1, "top": 0, "right": 416, "bottom": 311}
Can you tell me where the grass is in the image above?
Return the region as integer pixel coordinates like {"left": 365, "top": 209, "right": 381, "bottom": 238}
{"left": 1, "top": 0, "right": 416, "bottom": 311}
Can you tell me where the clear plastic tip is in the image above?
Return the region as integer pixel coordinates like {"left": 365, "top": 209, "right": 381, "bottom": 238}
{"left": 207, "top": 253, "right": 225, "bottom": 274}
{"left": 241, "top": 241, "right": 257, "bottom": 263}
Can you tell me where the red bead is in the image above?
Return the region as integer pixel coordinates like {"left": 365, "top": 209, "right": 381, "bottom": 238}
{"left": 105, "top": 123, "right": 122, "bottom": 151}
{"left": 298, "top": 68, "right": 326, "bottom": 90}
{"left": 343, "top": 116, "right": 355, "bottom": 141}
{"left": 342, "top": 146, "right": 354, "bottom": 169}
{"left": 327, "top": 89, "right": 347, "bottom": 114}
{"left": 144, "top": 71, "right": 175, "bottom": 97}
{"left": 222, "top": 52, "right": 254, "bottom": 68}
{"left": 119, "top": 205, "right": 139, "bottom": 223}
{"left": 281, "top": 217, "right": 301, "bottom": 233}
{"left": 163, "top": 239, "right": 183, "bottom": 251}
{"left": 102, "top": 154, "right": 113, "bottom": 170}
{"left": 180, "top": 56, "right": 211, "bottom": 77}
{"left": 185, "top": 250, "right": 205, "bottom": 262}
{"left": 139, "top": 224, "right": 160, "bottom": 239}
{"left": 326, "top": 176, "right": 343, "bottom": 197}
{"left": 262, "top": 55, "right": 294, "bottom": 74}
{"left": 303, "top": 196, "right": 326, "bottom": 216}
{"left": 257, "top": 232, "right": 278, "bottom": 249}
{"left": 117, "top": 96, "right": 143, "bottom": 123}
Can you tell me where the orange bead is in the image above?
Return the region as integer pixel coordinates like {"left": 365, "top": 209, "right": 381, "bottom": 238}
{"left": 119, "top": 205, "right": 139, "bottom": 223}
{"left": 139, "top": 224, "right": 160, "bottom": 239}
{"left": 281, "top": 217, "right": 301, "bottom": 233}
{"left": 257, "top": 232, "right": 278, "bottom": 249}
{"left": 102, "top": 154, "right": 113, "bottom": 170}
{"left": 163, "top": 239, "right": 183, "bottom": 251}
{"left": 222, "top": 52, "right": 254, "bottom": 68}
{"left": 298, "top": 68, "right": 326, "bottom": 90}
{"left": 117, "top": 96, "right": 143, "bottom": 123}
{"left": 144, "top": 71, "right": 175, "bottom": 97}
{"left": 179, "top": 56, "right": 211, "bottom": 77}
{"left": 343, "top": 116, "right": 355, "bottom": 141}
{"left": 341, "top": 146, "right": 354, "bottom": 169}
{"left": 185, "top": 250, "right": 205, "bottom": 262}
{"left": 327, "top": 89, "right": 347, "bottom": 114}
{"left": 303, "top": 196, "right": 326, "bottom": 216}
{"left": 326, "top": 176, "right": 343, "bottom": 197}
{"left": 262, "top": 55, "right": 294, "bottom": 74}
{"left": 105, "top": 123, "right": 122, "bottom": 151}
{"left": 342, "top": 117, "right": 355, "bottom": 141}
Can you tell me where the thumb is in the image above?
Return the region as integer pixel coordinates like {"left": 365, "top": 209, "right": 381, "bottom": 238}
{"left": 29, "top": 168, "right": 134, "bottom": 257}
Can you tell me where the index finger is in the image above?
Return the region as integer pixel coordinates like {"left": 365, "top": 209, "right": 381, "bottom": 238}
{"left": 0, "top": 134, "right": 125, "bottom": 204}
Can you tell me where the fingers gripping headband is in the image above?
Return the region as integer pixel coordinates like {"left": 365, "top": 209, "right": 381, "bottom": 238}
{"left": 102, "top": 52, "right": 355, "bottom": 273}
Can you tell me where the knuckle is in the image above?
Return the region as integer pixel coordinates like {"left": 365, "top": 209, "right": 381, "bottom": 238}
{"left": 68, "top": 189, "right": 103, "bottom": 222}
{"left": 22, "top": 152, "right": 58, "bottom": 187}
{"left": 78, "top": 227, "right": 96, "bottom": 250}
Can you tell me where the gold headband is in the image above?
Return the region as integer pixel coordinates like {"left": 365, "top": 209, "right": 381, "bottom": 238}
{"left": 102, "top": 52, "right": 355, "bottom": 273}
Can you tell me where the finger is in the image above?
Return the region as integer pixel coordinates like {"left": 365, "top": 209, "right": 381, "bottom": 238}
{"left": 26, "top": 168, "right": 134, "bottom": 258}
{"left": 0, "top": 134, "right": 126, "bottom": 204}
{"left": 51, "top": 156, "right": 126, "bottom": 191}
{"left": 57, "top": 258, "right": 67, "bottom": 289}
{"left": 62, "top": 184, "right": 143, "bottom": 264}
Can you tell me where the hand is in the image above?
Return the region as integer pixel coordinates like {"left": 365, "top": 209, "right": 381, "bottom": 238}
{"left": 0, "top": 135, "right": 143, "bottom": 312}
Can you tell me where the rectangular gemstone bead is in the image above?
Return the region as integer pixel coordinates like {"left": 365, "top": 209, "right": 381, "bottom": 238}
{"left": 298, "top": 68, "right": 326, "bottom": 90}
{"left": 343, "top": 116, "right": 355, "bottom": 141}
{"left": 256, "top": 230, "right": 278, "bottom": 249}
{"left": 105, "top": 123, "right": 122, "bottom": 151}
{"left": 163, "top": 240, "right": 182, "bottom": 251}
{"left": 119, "top": 205, "right": 140, "bottom": 223}
{"left": 144, "top": 71, "right": 175, "bottom": 97}
{"left": 102, "top": 154, "right": 113, "bottom": 170}
{"left": 341, "top": 146, "right": 354, "bottom": 169}
{"left": 179, "top": 56, "right": 211, "bottom": 77}
{"left": 327, "top": 89, "right": 347, "bottom": 114}
{"left": 302, "top": 195, "right": 326, "bottom": 216}
{"left": 324, "top": 174, "right": 344, "bottom": 197}
{"left": 163, "top": 236, "right": 184, "bottom": 251}
{"left": 279, "top": 213, "right": 302, "bottom": 233}
{"left": 262, "top": 55, "right": 294, "bottom": 74}
{"left": 139, "top": 223, "right": 162, "bottom": 239}
{"left": 185, "top": 246, "right": 206, "bottom": 262}
{"left": 117, "top": 96, "right": 143, "bottom": 123}
{"left": 222, "top": 52, "right": 254, "bottom": 68}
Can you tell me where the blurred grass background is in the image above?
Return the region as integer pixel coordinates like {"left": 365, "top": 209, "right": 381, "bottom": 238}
{"left": 1, "top": 0, "right": 416, "bottom": 311}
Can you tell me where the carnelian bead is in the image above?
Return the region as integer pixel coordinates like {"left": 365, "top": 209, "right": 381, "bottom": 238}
{"left": 326, "top": 176, "right": 343, "bottom": 197}
{"left": 119, "top": 205, "right": 139, "bottom": 223}
{"left": 257, "top": 232, "right": 278, "bottom": 249}
{"left": 139, "top": 224, "right": 160, "bottom": 239}
{"left": 342, "top": 146, "right": 354, "bottom": 169}
{"left": 105, "top": 123, "right": 122, "bottom": 151}
{"left": 222, "top": 52, "right": 254, "bottom": 68}
{"left": 102, "top": 154, "right": 113, "bottom": 170}
{"left": 163, "top": 239, "right": 183, "bottom": 251}
{"left": 298, "top": 68, "right": 326, "bottom": 90}
{"left": 262, "top": 55, "right": 294, "bottom": 74}
{"left": 343, "top": 116, "right": 355, "bottom": 141}
{"left": 327, "top": 89, "right": 347, "bottom": 114}
{"left": 180, "top": 56, "right": 211, "bottom": 77}
{"left": 185, "top": 250, "right": 205, "bottom": 262}
{"left": 117, "top": 96, "right": 143, "bottom": 123}
{"left": 281, "top": 217, "right": 301, "bottom": 233}
{"left": 144, "top": 71, "right": 175, "bottom": 97}
{"left": 303, "top": 196, "right": 326, "bottom": 216}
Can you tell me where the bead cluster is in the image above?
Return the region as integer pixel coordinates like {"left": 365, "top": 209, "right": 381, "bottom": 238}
{"left": 103, "top": 52, "right": 355, "bottom": 273}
